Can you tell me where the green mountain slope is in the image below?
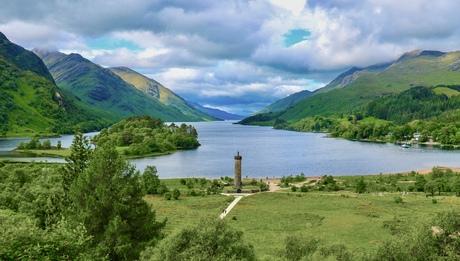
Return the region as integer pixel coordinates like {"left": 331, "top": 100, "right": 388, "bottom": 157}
{"left": 258, "top": 90, "right": 313, "bottom": 113}
{"left": 108, "top": 67, "right": 218, "bottom": 121}
{"left": 240, "top": 50, "right": 460, "bottom": 125}
{"left": 0, "top": 34, "right": 112, "bottom": 137}
{"left": 0, "top": 32, "right": 54, "bottom": 83}
{"left": 33, "top": 50, "right": 198, "bottom": 122}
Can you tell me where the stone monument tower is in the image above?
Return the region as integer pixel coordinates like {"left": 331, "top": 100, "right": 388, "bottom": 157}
{"left": 234, "top": 151, "right": 242, "bottom": 189}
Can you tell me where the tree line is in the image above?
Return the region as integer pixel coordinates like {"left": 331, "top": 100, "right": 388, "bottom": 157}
{"left": 93, "top": 115, "right": 200, "bottom": 156}
{"left": 276, "top": 86, "right": 460, "bottom": 145}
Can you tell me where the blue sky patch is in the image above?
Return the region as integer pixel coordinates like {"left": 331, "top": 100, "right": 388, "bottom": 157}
{"left": 87, "top": 37, "right": 142, "bottom": 51}
{"left": 284, "top": 29, "right": 311, "bottom": 47}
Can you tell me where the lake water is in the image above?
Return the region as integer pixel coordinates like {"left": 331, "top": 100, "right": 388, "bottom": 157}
{"left": 1, "top": 121, "right": 460, "bottom": 179}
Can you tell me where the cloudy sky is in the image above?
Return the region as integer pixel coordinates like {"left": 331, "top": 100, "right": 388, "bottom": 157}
{"left": 2, "top": 0, "right": 460, "bottom": 115}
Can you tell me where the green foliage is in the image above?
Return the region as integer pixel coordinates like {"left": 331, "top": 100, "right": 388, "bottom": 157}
{"left": 140, "top": 217, "right": 256, "bottom": 261}
{"left": 291, "top": 186, "right": 297, "bottom": 192}
{"left": 172, "top": 188, "right": 180, "bottom": 200}
{"left": 68, "top": 140, "right": 166, "bottom": 260}
{"left": 62, "top": 132, "right": 92, "bottom": 197}
{"left": 371, "top": 209, "right": 460, "bottom": 260}
{"left": 424, "top": 180, "right": 437, "bottom": 196}
{"left": 0, "top": 210, "right": 90, "bottom": 261}
{"left": 300, "top": 184, "right": 308, "bottom": 192}
{"left": 394, "top": 196, "right": 403, "bottom": 204}
{"left": 284, "top": 234, "right": 320, "bottom": 261}
{"left": 141, "top": 165, "right": 168, "bottom": 195}
{"left": 94, "top": 115, "right": 200, "bottom": 156}
{"left": 414, "top": 174, "right": 427, "bottom": 192}
{"left": 280, "top": 173, "right": 306, "bottom": 184}
{"left": 355, "top": 177, "right": 367, "bottom": 193}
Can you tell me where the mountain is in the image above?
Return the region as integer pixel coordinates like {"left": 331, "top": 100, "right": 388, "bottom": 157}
{"left": 239, "top": 49, "right": 460, "bottom": 125}
{"left": 33, "top": 50, "right": 202, "bottom": 122}
{"left": 187, "top": 101, "right": 245, "bottom": 120}
{"left": 0, "top": 32, "right": 112, "bottom": 137}
{"left": 108, "top": 67, "right": 218, "bottom": 121}
{"left": 0, "top": 32, "right": 54, "bottom": 83}
{"left": 258, "top": 90, "right": 313, "bottom": 113}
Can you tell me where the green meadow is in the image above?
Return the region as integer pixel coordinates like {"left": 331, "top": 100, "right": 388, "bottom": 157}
{"left": 147, "top": 175, "right": 460, "bottom": 260}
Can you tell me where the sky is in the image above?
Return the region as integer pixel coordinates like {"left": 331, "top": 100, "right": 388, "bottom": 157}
{"left": 2, "top": 0, "right": 460, "bottom": 115}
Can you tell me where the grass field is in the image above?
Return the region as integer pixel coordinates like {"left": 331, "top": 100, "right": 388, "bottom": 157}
{"left": 147, "top": 177, "right": 460, "bottom": 260}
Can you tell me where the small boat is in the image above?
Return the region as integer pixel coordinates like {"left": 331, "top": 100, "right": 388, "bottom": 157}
{"left": 401, "top": 143, "right": 410, "bottom": 148}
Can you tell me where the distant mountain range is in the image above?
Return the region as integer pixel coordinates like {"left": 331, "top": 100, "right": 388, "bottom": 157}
{"left": 187, "top": 101, "right": 245, "bottom": 120}
{"left": 240, "top": 49, "right": 460, "bottom": 125}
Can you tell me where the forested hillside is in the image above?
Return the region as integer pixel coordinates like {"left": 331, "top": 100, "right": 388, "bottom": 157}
{"left": 279, "top": 85, "right": 460, "bottom": 146}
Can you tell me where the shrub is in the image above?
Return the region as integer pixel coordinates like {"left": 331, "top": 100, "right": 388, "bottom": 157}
{"left": 432, "top": 198, "right": 438, "bottom": 204}
{"left": 394, "top": 196, "right": 403, "bottom": 204}
{"left": 172, "top": 189, "right": 180, "bottom": 200}
{"left": 300, "top": 185, "right": 308, "bottom": 192}
{"left": 291, "top": 186, "right": 297, "bottom": 192}
{"left": 164, "top": 192, "right": 172, "bottom": 200}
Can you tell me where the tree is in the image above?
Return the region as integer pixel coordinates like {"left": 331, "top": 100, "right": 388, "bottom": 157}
{"left": 140, "top": 217, "right": 256, "bottom": 261}
{"left": 452, "top": 177, "right": 460, "bottom": 196}
{"left": 414, "top": 174, "right": 427, "bottom": 192}
{"left": 430, "top": 167, "right": 444, "bottom": 180}
{"left": 62, "top": 133, "right": 92, "bottom": 195}
{"left": 0, "top": 210, "right": 90, "bottom": 260}
{"left": 141, "top": 165, "right": 163, "bottom": 195}
{"left": 355, "top": 177, "right": 366, "bottom": 193}
{"left": 424, "top": 180, "right": 437, "bottom": 196}
{"left": 42, "top": 139, "right": 51, "bottom": 149}
{"left": 68, "top": 141, "right": 165, "bottom": 260}
{"left": 434, "top": 178, "right": 447, "bottom": 195}
{"left": 172, "top": 189, "right": 180, "bottom": 200}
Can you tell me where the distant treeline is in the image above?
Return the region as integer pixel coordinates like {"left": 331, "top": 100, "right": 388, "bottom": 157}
{"left": 276, "top": 86, "right": 460, "bottom": 145}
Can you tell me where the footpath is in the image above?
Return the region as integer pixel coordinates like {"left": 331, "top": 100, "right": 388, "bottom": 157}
{"left": 219, "top": 194, "right": 252, "bottom": 219}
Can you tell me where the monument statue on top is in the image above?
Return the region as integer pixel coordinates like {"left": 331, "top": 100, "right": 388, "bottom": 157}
{"left": 234, "top": 151, "right": 242, "bottom": 190}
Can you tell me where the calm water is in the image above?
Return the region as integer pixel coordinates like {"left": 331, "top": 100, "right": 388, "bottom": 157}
{"left": 1, "top": 122, "right": 459, "bottom": 179}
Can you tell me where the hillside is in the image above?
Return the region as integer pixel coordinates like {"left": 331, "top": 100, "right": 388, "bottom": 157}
{"left": 108, "top": 67, "right": 218, "bottom": 121}
{"left": 0, "top": 32, "right": 54, "bottom": 83}
{"left": 258, "top": 89, "right": 313, "bottom": 113}
{"left": 187, "top": 101, "right": 245, "bottom": 120}
{"left": 240, "top": 49, "right": 460, "bottom": 125}
{"left": 0, "top": 33, "right": 112, "bottom": 137}
{"left": 33, "top": 50, "right": 201, "bottom": 122}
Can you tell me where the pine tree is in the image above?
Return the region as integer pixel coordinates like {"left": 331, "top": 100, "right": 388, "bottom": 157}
{"left": 62, "top": 132, "right": 92, "bottom": 194}
{"left": 68, "top": 140, "right": 165, "bottom": 260}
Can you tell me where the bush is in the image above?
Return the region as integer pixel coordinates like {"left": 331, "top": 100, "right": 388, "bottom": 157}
{"left": 291, "top": 186, "right": 297, "bottom": 192}
{"left": 432, "top": 198, "right": 438, "bottom": 204}
{"left": 300, "top": 185, "right": 308, "bottom": 192}
{"left": 164, "top": 192, "right": 172, "bottom": 200}
{"left": 394, "top": 196, "right": 403, "bottom": 204}
{"left": 172, "top": 189, "right": 180, "bottom": 200}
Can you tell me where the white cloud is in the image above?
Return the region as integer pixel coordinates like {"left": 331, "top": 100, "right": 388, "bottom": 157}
{"left": 2, "top": 0, "right": 460, "bottom": 114}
